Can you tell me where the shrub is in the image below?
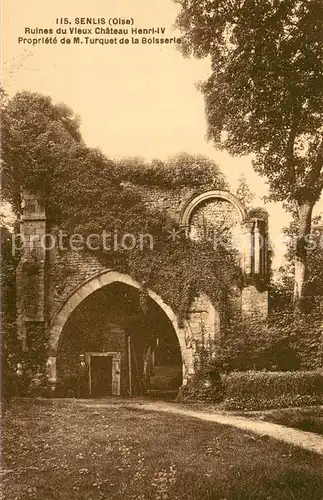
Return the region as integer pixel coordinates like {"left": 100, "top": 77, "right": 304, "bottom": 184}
{"left": 177, "top": 373, "right": 224, "bottom": 403}
{"left": 267, "top": 311, "right": 323, "bottom": 370}
{"left": 221, "top": 370, "right": 323, "bottom": 410}
{"left": 218, "top": 310, "right": 323, "bottom": 372}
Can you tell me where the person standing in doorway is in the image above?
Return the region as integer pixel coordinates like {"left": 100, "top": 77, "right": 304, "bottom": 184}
{"left": 15, "top": 362, "right": 24, "bottom": 396}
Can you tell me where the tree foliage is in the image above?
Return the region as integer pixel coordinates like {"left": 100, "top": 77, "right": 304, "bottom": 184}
{"left": 235, "top": 174, "right": 255, "bottom": 206}
{"left": 1, "top": 91, "right": 82, "bottom": 213}
{"left": 219, "top": 310, "right": 322, "bottom": 373}
{"left": 273, "top": 213, "right": 323, "bottom": 307}
{"left": 1, "top": 225, "right": 20, "bottom": 396}
{"left": 175, "top": 0, "right": 323, "bottom": 301}
{"left": 115, "top": 152, "right": 228, "bottom": 190}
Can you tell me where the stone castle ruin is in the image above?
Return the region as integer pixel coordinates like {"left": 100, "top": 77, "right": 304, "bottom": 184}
{"left": 16, "top": 186, "right": 269, "bottom": 397}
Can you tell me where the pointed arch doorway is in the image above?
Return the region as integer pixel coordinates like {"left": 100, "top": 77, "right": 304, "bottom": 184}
{"left": 47, "top": 271, "right": 193, "bottom": 398}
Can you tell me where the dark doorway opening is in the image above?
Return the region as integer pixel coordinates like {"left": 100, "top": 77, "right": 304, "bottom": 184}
{"left": 91, "top": 356, "right": 112, "bottom": 398}
{"left": 57, "top": 282, "right": 182, "bottom": 398}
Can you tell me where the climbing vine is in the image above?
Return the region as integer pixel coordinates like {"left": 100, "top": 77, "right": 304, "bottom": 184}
{"left": 3, "top": 90, "right": 241, "bottom": 323}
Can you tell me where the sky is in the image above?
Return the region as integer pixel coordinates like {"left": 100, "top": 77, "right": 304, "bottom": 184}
{"left": 3, "top": 0, "right": 322, "bottom": 268}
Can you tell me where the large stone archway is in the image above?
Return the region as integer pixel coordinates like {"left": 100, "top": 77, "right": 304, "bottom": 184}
{"left": 180, "top": 190, "right": 247, "bottom": 228}
{"left": 46, "top": 269, "right": 194, "bottom": 390}
{"left": 179, "top": 190, "right": 262, "bottom": 277}
{"left": 17, "top": 189, "right": 269, "bottom": 397}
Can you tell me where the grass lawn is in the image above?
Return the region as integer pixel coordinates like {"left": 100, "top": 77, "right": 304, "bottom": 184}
{"left": 242, "top": 406, "right": 323, "bottom": 436}
{"left": 2, "top": 399, "right": 323, "bottom": 500}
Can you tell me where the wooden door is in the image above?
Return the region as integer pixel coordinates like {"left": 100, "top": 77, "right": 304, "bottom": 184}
{"left": 112, "top": 353, "right": 121, "bottom": 396}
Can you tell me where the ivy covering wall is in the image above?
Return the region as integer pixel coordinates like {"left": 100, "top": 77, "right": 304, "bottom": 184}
{"left": 3, "top": 92, "right": 241, "bottom": 324}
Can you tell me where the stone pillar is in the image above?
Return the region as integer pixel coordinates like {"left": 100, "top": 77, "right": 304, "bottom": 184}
{"left": 16, "top": 191, "right": 48, "bottom": 394}
{"left": 45, "top": 356, "right": 57, "bottom": 395}
{"left": 187, "top": 293, "right": 220, "bottom": 375}
{"left": 241, "top": 286, "right": 269, "bottom": 320}
{"left": 241, "top": 218, "right": 269, "bottom": 320}
{"left": 242, "top": 221, "right": 253, "bottom": 275}
{"left": 254, "top": 221, "right": 261, "bottom": 275}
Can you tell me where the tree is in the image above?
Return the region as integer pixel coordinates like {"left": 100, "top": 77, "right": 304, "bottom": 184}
{"left": 175, "top": 0, "right": 323, "bottom": 304}
{"left": 235, "top": 174, "right": 255, "bottom": 206}
{"left": 1, "top": 91, "right": 82, "bottom": 214}
{"left": 274, "top": 213, "right": 323, "bottom": 307}
{"left": 307, "top": 216, "right": 323, "bottom": 298}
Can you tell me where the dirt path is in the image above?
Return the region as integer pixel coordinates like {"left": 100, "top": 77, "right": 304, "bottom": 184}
{"left": 82, "top": 400, "right": 323, "bottom": 455}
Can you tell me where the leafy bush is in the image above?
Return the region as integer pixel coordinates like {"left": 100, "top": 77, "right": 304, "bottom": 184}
{"left": 218, "top": 310, "right": 323, "bottom": 372}
{"left": 221, "top": 370, "right": 323, "bottom": 410}
{"left": 1, "top": 226, "right": 21, "bottom": 399}
{"left": 177, "top": 374, "right": 224, "bottom": 403}
{"left": 267, "top": 311, "right": 323, "bottom": 370}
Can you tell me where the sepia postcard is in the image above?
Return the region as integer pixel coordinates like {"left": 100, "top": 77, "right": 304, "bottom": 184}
{"left": 2, "top": 1, "right": 323, "bottom": 499}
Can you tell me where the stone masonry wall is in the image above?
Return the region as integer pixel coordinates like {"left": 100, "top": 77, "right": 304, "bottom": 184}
{"left": 47, "top": 186, "right": 261, "bottom": 332}
{"left": 188, "top": 293, "right": 221, "bottom": 352}
{"left": 241, "top": 286, "right": 269, "bottom": 321}
{"left": 134, "top": 185, "right": 197, "bottom": 223}
{"left": 189, "top": 198, "right": 241, "bottom": 246}
{"left": 48, "top": 248, "right": 105, "bottom": 321}
{"left": 17, "top": 187, "right": 270, "bottom": 396}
